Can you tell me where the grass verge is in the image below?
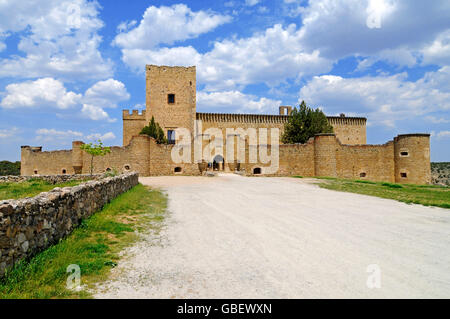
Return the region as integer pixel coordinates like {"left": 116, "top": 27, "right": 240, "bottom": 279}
{"left": 316, "top": 177, "right": 449, "bottom": 208}
{"left": 0, "top": 183, "right": 167, "bottom": 299}
{"left": 0, "top": 179, "right": 88, "bottom": 200}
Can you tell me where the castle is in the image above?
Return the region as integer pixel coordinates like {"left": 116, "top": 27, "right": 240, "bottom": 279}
{"left": 21, "top": 65, "right": 431, "bottom": 184}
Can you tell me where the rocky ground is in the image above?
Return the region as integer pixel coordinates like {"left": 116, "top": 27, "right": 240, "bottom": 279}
{"left": 431, "top": 162, "right": 450, "bottom": 186}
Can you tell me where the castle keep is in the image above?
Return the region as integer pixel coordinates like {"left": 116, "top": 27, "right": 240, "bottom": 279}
{"left": 21, "top": 65, "right": 431, "bottom": 184}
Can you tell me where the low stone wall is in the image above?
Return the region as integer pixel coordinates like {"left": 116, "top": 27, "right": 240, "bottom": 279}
{"left": 0, "top": 174, "right": 105, "bottom": 184}
{"left": 0, "top": 172, "right": 139, "bottom": 276}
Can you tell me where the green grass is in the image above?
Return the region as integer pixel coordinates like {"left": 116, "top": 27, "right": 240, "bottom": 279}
{"left": 0, "top": 183, "right": 167, "bottom": 299}
{"left": 0, "top": 179, "right": 87, "bottom": 200}
{"left": 317, "top": 178, "right": 450, "bottom": 209}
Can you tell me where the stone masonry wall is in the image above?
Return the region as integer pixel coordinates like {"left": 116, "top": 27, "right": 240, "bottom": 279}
{"left": 0, "top": 174, "right": 104, "bottom": 184}
{"left": 0, "top": 172, "right": 139, "bottom": 276}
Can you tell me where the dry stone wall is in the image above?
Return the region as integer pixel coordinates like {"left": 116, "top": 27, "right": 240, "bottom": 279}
{"left": 0, "top": 172, "right": 139, "bottom": 276}
{"left": 0, "top": 174, "right": 104, "bottom": 184}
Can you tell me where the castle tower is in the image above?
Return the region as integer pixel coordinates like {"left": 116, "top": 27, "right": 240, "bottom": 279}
{"left": 394, "top": 134, "right": 431, "bottom": 184}
{"left": 146, "top": 65, "right": 196, "bottom": 142}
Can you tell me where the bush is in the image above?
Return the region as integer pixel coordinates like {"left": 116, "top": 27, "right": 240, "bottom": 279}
{"left": 0, "top": 161, "right": 21, "bottom": 176}
{"left": 140, "top": 116, "right": 167, "bottom": 144}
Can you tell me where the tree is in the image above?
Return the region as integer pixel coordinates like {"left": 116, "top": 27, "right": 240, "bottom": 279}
{"left": 281, "top": 100, "right": 333, "bottom": 144}
{"left": 140, "top": 116, "right": 167, "bottom": 144}
{"left": 0, "top": 161, "right": 21, "bottom": 176}
{"left": 80, "top": 140, "right": 111, "bottom": 175}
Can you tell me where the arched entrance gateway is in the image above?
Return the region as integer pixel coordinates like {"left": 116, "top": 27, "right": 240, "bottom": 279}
{"left": 212, "top": 155, "right": 225, "bottom": 171}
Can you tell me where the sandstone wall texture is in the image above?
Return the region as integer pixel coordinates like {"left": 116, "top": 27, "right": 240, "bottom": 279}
{"left": 20, "top": 134, "right": 431, "bottom": 184}
{"left": 0, "top": 172, "right": 138, "bottom": 276}
{"left": 146, "top": 65, "right": 196, "bottom": 136}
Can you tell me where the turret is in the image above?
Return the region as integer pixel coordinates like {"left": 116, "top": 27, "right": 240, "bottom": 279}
{"left": 394, "top": 134, "right": 431, "bottom": 184}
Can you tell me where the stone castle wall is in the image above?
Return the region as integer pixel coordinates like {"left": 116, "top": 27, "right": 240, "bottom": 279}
{"left": 19, "top": 133, "right": 431, "bottom": 184}
{"left": 19, "top": 64, "right": 430, "bottom": 184}
{"left": 0, "top": 172, "right": 139, "bottom": 276}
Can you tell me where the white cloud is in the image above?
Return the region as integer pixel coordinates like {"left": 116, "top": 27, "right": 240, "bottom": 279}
{"left": 81, "top": 104, "right": 116, "bottom": 123}
{"left": 35, "top": 128, "right": 116, "bottom": 143}
{"left": 197, "top": 90, "right": 281, "bottom": 113}
{"left": 0, "top": 0, "right": 113, "bottom": 80}
{"left": 425, "top": 116, "right": 450, "bottom": 124}
{"left": 35, "top": 128, "right": 83, "bottom": 143}
{"left": 85, "top": 132, "right": 116, "bottom": 141}
{"left": 1, "top": 77, "right": 129, "bottom": 122}
{"left": 298, "top": 0, "right": 450, "bottom": 67}
{"left": 299, "top": 67, "right": 450, "bottom": 127}
{"left": 0, "top": 78, "right": 81, "bottom": 109}
{"left": 432, "top": 130, "right": 450, "bottom": 139}
{"left": 422, "top": 30, "right": 450, "bottom": 66}
{"left": 84, "top": 79, "right": 130, "bottom": 109}
{"left": 0, "top": 127, "right": 20, "bottom": 139}
{"left": 245, "top": 0, "right": 260, "bottom": 6}
{"left": 113, "top": 4, "right": 231, "bottom": 50}
{"left": 121, "top": 22, "right": 332, "bottom": 90}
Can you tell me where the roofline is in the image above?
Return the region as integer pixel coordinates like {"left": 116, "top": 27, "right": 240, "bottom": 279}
{"left": 196, "top": 112, "right": 367, "bottom": 121}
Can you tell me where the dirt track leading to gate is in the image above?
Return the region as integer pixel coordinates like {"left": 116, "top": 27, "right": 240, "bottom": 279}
{"left": 94, "top": 174, "right": 450, "bottom": 298}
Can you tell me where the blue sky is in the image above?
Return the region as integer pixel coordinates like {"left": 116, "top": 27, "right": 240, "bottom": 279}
{"left": 0, "top": 0, "right": 449, "bottom": 161}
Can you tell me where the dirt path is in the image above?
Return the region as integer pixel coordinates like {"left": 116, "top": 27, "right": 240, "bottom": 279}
{"left": 94, "top": 174, "right": 450, "bottom": 298}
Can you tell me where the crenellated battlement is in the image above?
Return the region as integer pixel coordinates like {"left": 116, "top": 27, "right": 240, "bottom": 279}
{"left": 327, "top": 116, "right": 366, "bottom": 126}
{"left": 197, "top": 112, "right": 289, "bottom": 124}
{"left": 196, "top": 112, "right": 366, "bottom": 125}
{"left": 122, "top": 109, "right": 146, "bottom": 120}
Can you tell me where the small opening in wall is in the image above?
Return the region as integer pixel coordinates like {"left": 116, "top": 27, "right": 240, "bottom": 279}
{"left": 168, "top": 94, "right": 175, "bottom": 104}
{"left": 401, "top": 172, "right": 407, "bottom": 178}
{"left": 253, "top": 167, "right": 262, "bottom": 175}
{"left": 174, "top": 167, "right": 182, "bottom": 173}
{"left": 34, "top": 170, "right": 38, "bottom": 174}
{"left": 106, "top": 168, "right": 111, "bottom": 172}
{"left": 400, "top": 151, "right": 409, "bottom": 156}
{"left": 62, "top": 169, "right": 67, "bottom": 174}
{"left": 124, "top": 165, "right": 130, "bottom": 171}
{"left": 360, "top": 172, "right": 366, "bottom": 178}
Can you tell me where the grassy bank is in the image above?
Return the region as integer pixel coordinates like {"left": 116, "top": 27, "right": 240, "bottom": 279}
{"left": 0, "top": 183, "right": 167, "bottom": 299}
{"left": 0, "top": 179, "right": 88, "bottom": 200}
{"left": 314, "top": 177, "right": 450, "bottom": 209}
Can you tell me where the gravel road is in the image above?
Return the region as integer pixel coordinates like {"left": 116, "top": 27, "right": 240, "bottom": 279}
{"left": 94, "top": 174, "right": 450, "bottom": 298}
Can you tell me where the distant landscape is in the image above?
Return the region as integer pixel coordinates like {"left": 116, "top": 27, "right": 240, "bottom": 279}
{"left": 0, "top": 161, "right": 20, "bottom": 176}
{"left": 431, "top": 162, "right": 450, "bottom": 186}
{"left": 0, "top": 161, "right": 449, "bottom": 186}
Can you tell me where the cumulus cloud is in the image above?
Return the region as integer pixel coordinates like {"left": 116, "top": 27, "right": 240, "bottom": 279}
{"left": 0, "top": 77, "right": 129, "bottom": 122}
{"left": 120, "top": 21, "right": 332, "bottom": 90}
{"left": 0, "top": 78, "right": 81, "bottom": 109}
{"left": 0, "top": 0, "right": 113, "bottom": 80}
{"left": 113, "top": 4, "right": 231, "bottom": 51}
{"left": 197, "top": 90, "right": 281, "bottom": 113}
{"left": 299, "top": 67, "right": 450, "bottom": 127}
{"left": 298, "top": 0, "right": 450, "bottom": 67}
{"left": 35, "top": 128, "right": 116, "bottom": 144}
